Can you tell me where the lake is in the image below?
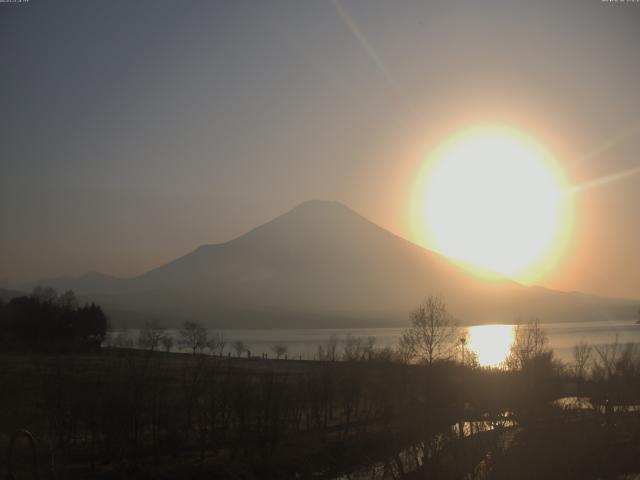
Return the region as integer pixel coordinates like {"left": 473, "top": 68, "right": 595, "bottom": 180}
{"left": 113, "top": 319, "right": 640, "bottom": 366}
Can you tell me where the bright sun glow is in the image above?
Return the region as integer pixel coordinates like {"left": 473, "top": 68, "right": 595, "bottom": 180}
{"left": 412, "top": 125, "right": 573, "bottom": 282}
{"left": 467, "top": 324, "right": 515, "bottom": 367}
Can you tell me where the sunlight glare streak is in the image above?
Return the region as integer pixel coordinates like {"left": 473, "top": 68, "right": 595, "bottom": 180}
{"left": 573, "top": 122, "right": 640, "bottom": 166}
{"left": 331, "top": 0, "right": 417, "bottom": 118}
{"left": 570, "top": 165, "right": 640, "bottom": 193}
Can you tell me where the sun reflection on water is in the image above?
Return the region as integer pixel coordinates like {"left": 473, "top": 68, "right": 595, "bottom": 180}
{"left": 466, "top": 324, "right": 515, "bottom": 367}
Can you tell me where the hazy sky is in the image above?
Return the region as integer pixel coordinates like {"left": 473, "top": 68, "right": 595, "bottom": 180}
{"left": 1, "top": 0, "right": 639, "bottom": 299}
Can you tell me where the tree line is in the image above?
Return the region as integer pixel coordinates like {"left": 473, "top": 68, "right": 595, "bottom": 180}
{"left": 0, "top": 287, "right": 107, "bottom": 351}
{"left": 118, "top": 294, "right": 557, "bottom": 368}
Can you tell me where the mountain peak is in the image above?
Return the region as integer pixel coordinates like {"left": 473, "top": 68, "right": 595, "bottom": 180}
{"left": 244, "top": 199, "right": 378, "bottom": 242}
{"left": 289, "top": 199, "right": 354, "bottom": 215}
{"left": 190, "top": 201, "right": 363, "bottom": 253}
{"left": 296, "top": 199, "right": 345, "bottom": 206}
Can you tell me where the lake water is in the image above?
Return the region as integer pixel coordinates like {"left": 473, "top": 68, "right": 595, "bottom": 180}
{"left": 114, "top": 319, "right": 640, "bottom": 365}
{"left": 221, "top": 320, "right": 640, "bottom": 364}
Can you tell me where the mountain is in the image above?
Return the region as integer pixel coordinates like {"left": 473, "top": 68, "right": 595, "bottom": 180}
{"left": 33, "top": 200, "right": 638, "bottom": 327}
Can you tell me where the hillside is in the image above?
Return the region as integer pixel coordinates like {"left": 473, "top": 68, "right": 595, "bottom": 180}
{"left": 32, "top": 201, "right": 638, "bottom": 327}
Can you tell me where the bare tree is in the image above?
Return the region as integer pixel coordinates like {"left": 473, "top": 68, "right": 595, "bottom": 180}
{"left": 271, "top": 343, "right": 288, "bottom": 359}
{"left": 343, "top": 334, "right": 364, "bottom": 362}
{"left": 363, "top": 336, "right": 377, "bottom": 361}
{"left": 138, "top": 319, "right": 165, "bottom": 352}
{"left": 341, "top": 334, "right": 380, "bottom": 361}
{"left": 399, "top": 295, "right": 457, "bottom": 364}
{"left": 317, "top": 334, "right": 340, "bottom": 361}
{"left": 572, "top": 341, "right": 592, "bottom": 380}
{"left": 592, "top": 337, "right": 640, "bottom": 381}
{"left": 232, "top": 339, "right": 247, "bottom": 357}
{"left": 179, "top": 321, "right": 208, "bottom": 355}
{"left": 592, "top": 337, "right": 620, "bottom": 381}
{"left": 615, "top": 342, "right": 640, "bottom": 379}
{"left": 206, "top": 331, "right": 226, "bottom": 356}
{"left": 505, "top": 318, "right": 551, "bottom": 370}
{"left": 160, "top": 334, "right": 174, "bottom": 353}
{"left": 396, "top": 334, "right": 415, "bottom": 364}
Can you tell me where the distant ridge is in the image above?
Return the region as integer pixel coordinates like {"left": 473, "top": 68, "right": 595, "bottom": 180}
{"left": 30, "top": 272, "right": 124, "bottom": 296}
{"left": 31, "top": 200, "right": 639, "bottom": 328}
{"left": 0, "top": 288, "right": 25, "bottom": 302}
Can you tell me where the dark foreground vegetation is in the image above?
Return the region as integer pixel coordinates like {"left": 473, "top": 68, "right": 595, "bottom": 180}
{"left": 2, "top": 292, "right": 640, "bottom": 479}
{"left": 3, "top": 339, "right": 640, "bottom": 479}
{"left": 0, "top": 287, "right": 107, "bottom": 352}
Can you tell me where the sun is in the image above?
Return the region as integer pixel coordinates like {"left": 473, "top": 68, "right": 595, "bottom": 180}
{"left": 466, "top": 325, "right": 515, "bottom": 367}
{"left": 411, "top": 125, "right": 573, "bottom": 282}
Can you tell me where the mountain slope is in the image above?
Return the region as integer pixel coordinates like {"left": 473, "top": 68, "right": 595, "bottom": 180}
{"left": 34, "top": 200, "right": 638, "bottom": 327}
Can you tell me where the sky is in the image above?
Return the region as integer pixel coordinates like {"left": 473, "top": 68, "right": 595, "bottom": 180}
{"left": 1, "top": 0, "right": 639, "bottom": 299}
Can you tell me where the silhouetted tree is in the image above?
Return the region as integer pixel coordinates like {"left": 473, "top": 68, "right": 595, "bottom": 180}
{"left": 343, "top": 334, "right": 364, "bottom": 361}
{"left": 271, "top": 343, "right": 288, "bottom": 359}
{"left": 399, "top": 295, "right": 457, "bottom": 364}
{"left": 317, "top": 334, "right": 339, "bottom": 361}
{"left": 160, "top": 334, "right": 174, "bottom": 352}
{"left": 206, "top": 331, "right": 226, "bottom": 356}
{"left": 179, "top": 321, "right": 208, "bottom": 355}
{"left": 506, "top": 317, "right": 551, "bottom": 370}
{"left": 0, "top": 288, "right": 107, "bottom": 351}
{"left": 572, "top": 341, "right": 592, "bottom": 381}
{"left": 363, "top": 336, "right": 377, "bottom": 361}
{"left": 232, "top": 340, "right": 247, "bottom": 357}
{"left": 138, "top": 319, "right": 165, "bottom": 352}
